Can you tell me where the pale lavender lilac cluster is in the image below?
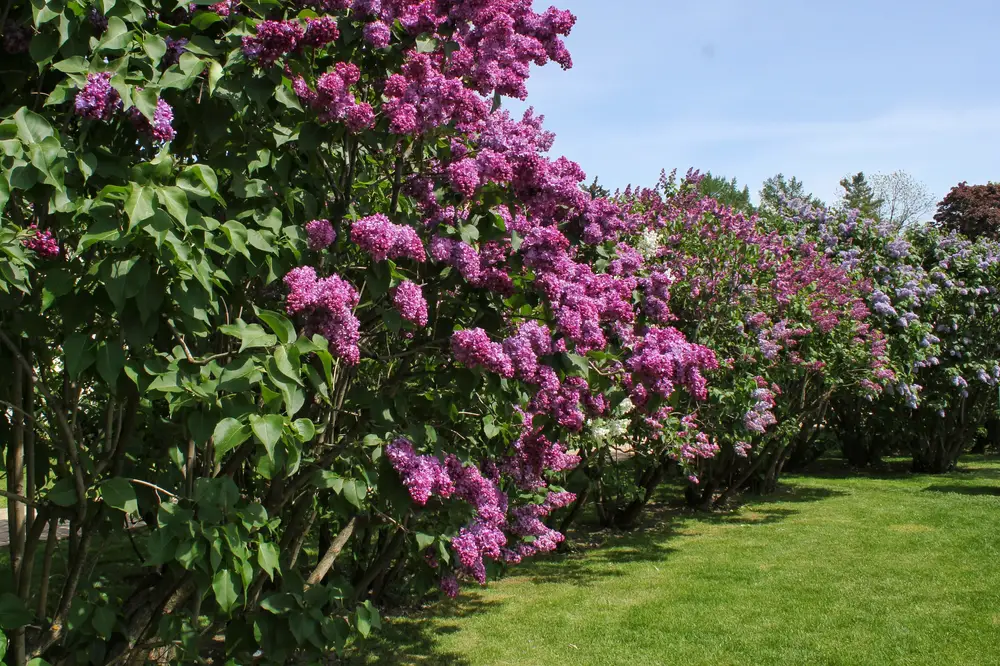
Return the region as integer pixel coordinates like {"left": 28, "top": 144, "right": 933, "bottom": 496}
{"left": 743, "top": 384, "right": 777, "bottom": 434}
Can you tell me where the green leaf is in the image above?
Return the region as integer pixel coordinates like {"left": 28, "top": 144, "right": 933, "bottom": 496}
{"left": 212, "top": 570, "right": 239, "bottom": 613}
{"left": 482, "top": 415, "right": 500, "bottom": 439}
{"left": 0, "top": 593, "right": 33, "bottom": 630}
{"left": 41, "top": 267, "right": 74, "bottom": 313}
{"left": 29, "top": 31, "right": 60, "bottom": 68}
{"left": 100, "top": 478, "right": 138, "bottom": 515}
{"left": 78, "top": 205, "right": 121, "bottom": 251}
{"left": 220, "top": 320, "right": 277, "bottom": 352}
{"left": 77, "top": 152, "right": 98, "bottom": 182}
{"left": 250, "top": 414, "right": 284, "bottom": 459}
{"left": 157, "top": 186, "right": 189, "bottom": 226}
{"left": 221, "top": 219, "right": 250, "bottom": 258}
{"left": 218, "top": 357, "right": 260, "bottom": 392}
{"left": 97, "top": 17, "right": 131, "bottom": 52}
{"left": 356, "top": 602, "right": 380, "bottom": 638}
{"left": 104, "top": 258, "right": 150, "bottom": 312}
{"left": 96, "top": 341, "right": 125, "bottom": 386}
{"left": 415, "top": 37, "right": 437, "bottom": 53}
{"left": 564, "top": 352, "right": 590, "bottom": 378}
{"left": 178, "top": 164, "right": 218, "bottom": 199}
{"left": 125, "top": 183, "right": 156, "bottom": 230}
{"left": 343, "top": 480, "right": 366, "bottom": 509}
{"left": 192, "top": 11, "right": 223, "bottom": 30}
{"left": 142, "top": 35, "right": 167, "bottom": 63}
{"left": 28, "top": 136, "right": 65, "bottom": 187}
{"left": 260, "top": 593, "right": 297, "bottom": 614}
{"left": 63, "top": 332, "right": 96, "bottom": 379}
{"left": 14, "top": 107, "right": 54, "bottom": 144}
{"left": 91, "top": 606, "right": 115, "bottom": 638}
{"left": 275, "top": 84, "right": 302, "bottom": 111}
{"left": 175, "top": 538, "right": 206, "bottom": 569}
{"left": 291, "top": 419, "right": 315, "bottom": 442}
{"left": 314, "top": 471, "right": 344, "bottom": 493}
{"left": 29, "top": 0, "right": 60, "bottom": 26}
{"left": 272, "top": 347, "right": 302, "bottom": 385}
{"left": 213, "top": 417, "right": 251, "bottom": 462}
{"left": 208, "top": 60, "right": 223, "bottom": 96}
{"left": 46, "top": 478, "right": 78, "bottom": 507}
{"left": 52, "top": 56, "right": 89, "bottom": 73}
{"left": 257, "top": 541, "right": 279, "bottom": 580}
{"left": 255, "top": 307, "right": 296, "bottom": 344}
{"left": 133, "top": 87, "right": 159, "bottom": 121}
{"left": 415, "top": 533, "right": 435, "bottom": 550}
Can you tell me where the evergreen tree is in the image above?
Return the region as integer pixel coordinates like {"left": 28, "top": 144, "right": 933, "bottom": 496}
{"left": 758, "top": 173, "right": 824, "bottom": 215}
{"left": 699, "top": 172, "right": 755, "bottom": 214}
{"left": 837, "top": 172, "right": 883, "bottom": 219}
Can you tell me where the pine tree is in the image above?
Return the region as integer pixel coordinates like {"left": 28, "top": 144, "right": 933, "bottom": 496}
{"left": 758, "top": 173, "right": 824, "bottom": 215}
{"left": 838, "top": 172, "right": 883, "bottom": 219}
{"left": 699, "top": 172, "right": 755, "bottom": 214}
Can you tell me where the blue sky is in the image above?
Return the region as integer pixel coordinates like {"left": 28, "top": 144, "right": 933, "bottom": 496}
{"left": 507, "top": 0, "right": 1000, "bottom": 207}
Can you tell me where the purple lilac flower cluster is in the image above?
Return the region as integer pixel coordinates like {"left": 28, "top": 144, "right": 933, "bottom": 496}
{"left": 391, "top": 280, "right": 428, "bottom": 327}
{"left": 386, "top": 437, "right": 577, "bottom": 586}
{"left": 626, "top": 326, "right": 718, "bottom": 402}
{"left": 743, "top": 384, "right": 777, "bottom": 434}
{"left": 3, "top": 21, "right": 31, "bottom": 53}
{"left": 129, "top": 98, "right": 176, "bottom": 142}
{"left": 283, "top": 266, "right": 361, "bottom": 364}
{"left": 350, "top": 214, "right": 425, "bottom": 262}
{"left": 164, "top": 37, "right": 188, "bottom": 66}
{"left": 306, "top": 219, "right": 336, "bottom": 250}
{"left": 74, "top": 72, "right": 121, "bottom": 121}
{"left": 22, "top": 225, "right": 60, "bottom": 259}
{"left": 429, "top": 236, "right": 513, "bottom": 295}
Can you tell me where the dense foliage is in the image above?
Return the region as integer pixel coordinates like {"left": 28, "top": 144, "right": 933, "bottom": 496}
{"left": 1, "top": 0, "right": 996, "bottom": 663}
{"left": 934, "top": 181, "right": 1000, "bottom": 241}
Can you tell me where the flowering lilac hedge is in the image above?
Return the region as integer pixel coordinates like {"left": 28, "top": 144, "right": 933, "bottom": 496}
{"left": 0, "top": 0, "right": 995, "bottom": 662}
{"left": 772, "top": 198, "right": 1000, "bottom": 472}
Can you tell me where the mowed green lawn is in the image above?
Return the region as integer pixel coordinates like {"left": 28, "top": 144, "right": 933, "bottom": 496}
{"left": 357, "top": 456, "right": 1000, "bottom": 666}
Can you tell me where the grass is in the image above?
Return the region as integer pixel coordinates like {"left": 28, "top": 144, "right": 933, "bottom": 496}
{"left": 353, "top": 455, "right": 1000, "bottom": 666}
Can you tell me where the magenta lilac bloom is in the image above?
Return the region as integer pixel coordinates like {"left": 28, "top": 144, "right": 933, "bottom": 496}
{"left": 22, "top": 225, "right": 60, "bottom": 259}
{"left": 75, "top": 72, "right": 121, "bottom": 121}
{"left": 350, "top": 214, "right": 425, "bottom": 262}
{"left": 242, "top": 19, "right": 303, "bottom": 67}
{"left": 302, "top": 16, "right": 339, "bottom": 48}
{"left": 306, "top": 219, "right": 336, "bottom": 250}
{"left": 451, "top": 328, "right": 514, "bottom": 378}
{"left": 128, "top": 98, "right": 176, "bottom": 142}
{"left": 283, "top": 266, "right": 361, "bottom": 364}
{"left": 391, "top": 280, "right": 429, "bottom": 327}
{"left": 363, "top": 20, "right": 391, "bottom": 48}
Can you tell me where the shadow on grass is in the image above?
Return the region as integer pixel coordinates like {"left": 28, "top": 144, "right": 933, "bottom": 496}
{"left": 791, "top": 456, "right": 916, "bottom": 480}
{"left": 346, "top": 478, "right": 844, "bottom": 663}
{"left": 345, "top": 596, "right": 502, "bottom": 665}
{"left": 922, "top": 484, "right": 1000, "bottom": 497}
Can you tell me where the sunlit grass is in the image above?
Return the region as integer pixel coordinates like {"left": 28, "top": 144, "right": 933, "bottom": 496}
{"left": 354, "top": 455, "right": 1000, "bottom": 666}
